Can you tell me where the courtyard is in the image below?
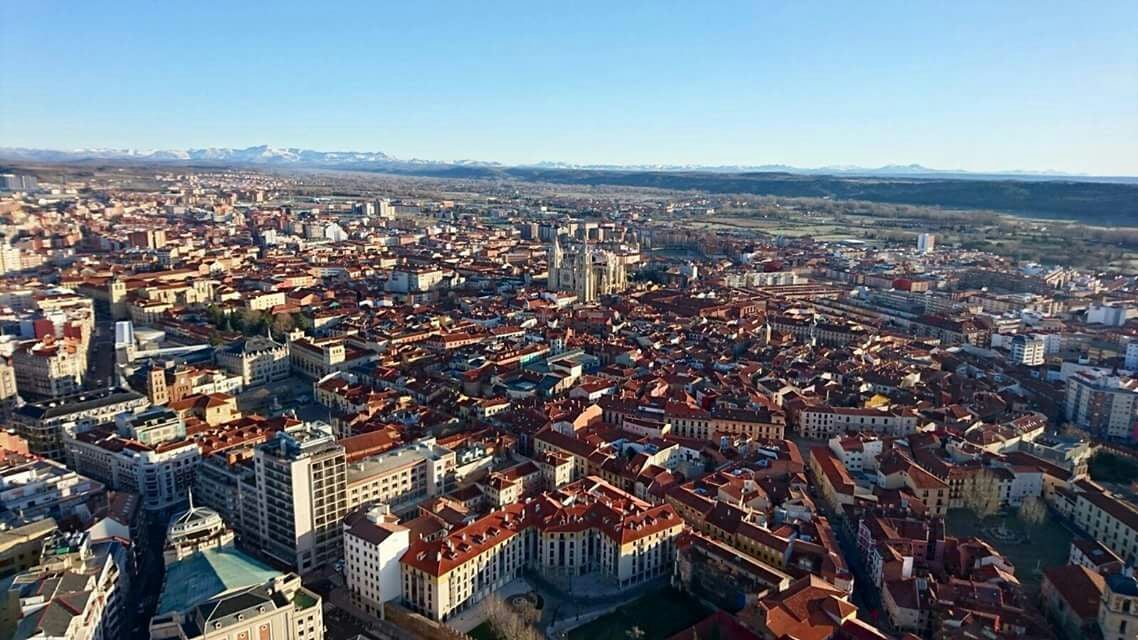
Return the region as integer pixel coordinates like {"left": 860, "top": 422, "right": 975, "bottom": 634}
{"left": 945, "top": 509, "right": 1072, "bottom": 593}
{"left": 565, "top": 588, "right": 709, "bottom": 640}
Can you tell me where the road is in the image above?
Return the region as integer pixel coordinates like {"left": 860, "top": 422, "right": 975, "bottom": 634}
{"left": 127, "top": 512, "right": 169, "bottom": 640}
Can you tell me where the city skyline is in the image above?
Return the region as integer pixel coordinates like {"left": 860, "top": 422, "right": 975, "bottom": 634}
{"left": 2, "top": 1, "right": 1136, "bottom": 175}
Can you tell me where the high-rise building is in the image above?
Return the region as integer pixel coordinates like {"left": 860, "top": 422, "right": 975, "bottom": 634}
{"left": 1065, "top": 371, "right": 1138, "bottom": 441}
{"left": 1010, "top": 334, "right": 1046, "bottom": 366}
{"left": 255, "top": 422, "right": 347, "bottom": 574}
{"left": 0, "top": 174, "right": 37, "bottom": 192}
{"left": 917, "top": 233, "right": 936, "bottom": 253}
{"left": 1125, "top": 341, "right": 1138, "bottom": 372}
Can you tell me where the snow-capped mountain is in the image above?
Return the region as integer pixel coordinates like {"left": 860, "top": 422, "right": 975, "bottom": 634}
{"left": 0, "top": 145, "right": 1102, "bottom": 179}
{"left": 0, "top": 145, "right": 396, "bottom": 166}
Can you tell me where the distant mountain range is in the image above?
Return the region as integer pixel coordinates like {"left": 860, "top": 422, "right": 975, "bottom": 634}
{"left": 1, "top": 145, "right": 1132, "bottom": 183}
{"left": 4, "top": 145, "right": 1136, "bottom": 223}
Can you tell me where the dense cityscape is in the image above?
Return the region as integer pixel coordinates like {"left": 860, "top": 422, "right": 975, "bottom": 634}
{"left": 0, "top": 161, "right": 1132, "bottom": 640}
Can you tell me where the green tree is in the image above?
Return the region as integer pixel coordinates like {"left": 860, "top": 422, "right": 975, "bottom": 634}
{"left": 271, "top": 312, "right": 295, "bottom": 339}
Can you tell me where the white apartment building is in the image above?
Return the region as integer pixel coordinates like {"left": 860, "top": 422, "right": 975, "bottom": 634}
{"left": 917, "top": 233, "right": 935, "bottom": 253}
{"left": 0, "top": 456, "right": 105, "bottom": 527}
{"left": 343, "top": 504, "right": 411, "bottom": 618}
{"left": 1065, "top": 371, "right": 1138, "bottom": 441}
{"left": 797, "top": 406, "right": 919, "bottom": 440}
{"left": 1010, "top": 334, "right": 1046, "bottom": 366}
{"left": 828, "top": 434, "right": 884, "bottom": 473}
{"left": 400, "top": 476, "right": 683, "bottom": 622}
{"left": 65, "top": 425, "right": 200, "bottom": 511}
{"left": 347, "top": 437, "right": 456, "bottom": 514}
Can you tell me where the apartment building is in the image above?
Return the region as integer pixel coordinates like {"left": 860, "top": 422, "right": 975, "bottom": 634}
{"left": 0, "top": 518, "right": 56, "bottom": 579}
{"left": 828, "top": 434, "right": 884, "bottom": 473}
{"left": 65, "top": 425, "right": 200, "bottom": 511}
{"left": 255, "top": 422, "right": 347, "bottom": 574}
{"left": 0, "top": 356, "right": 18, "bottom": 417}
{"left": 0, "top": 531, "right": 129, "bottom": 640}
{"left": 0, "top": 455, "right": 105, "bottom": 527}
{"left": 343, "top": 504, "right": 411, "bottom": 618}
{"left": 1010, "top": 334, "right": 1046, "bottom": 366}
{"left": 796, "top": 405, "right": 919, "bottom": 440}
{"left": 601, "top": 399, "right": 786, "bottom": 442}
{"left": 1065, "top": 371, "right": 1138, "bottom": 441}
{"left": 11, "top": 387, "right": 149, "bottom": 460}
{"left": 191, "top": 449, "right": 258, "bottom": 544}
{"left": 400, "top": 476, "right": 683, "bottom": 622}
{"left": 12, "top": 337, "right": 86, "bottom": 399}
{"left": 346, "top": 437, "right": 455, "bottom": 514}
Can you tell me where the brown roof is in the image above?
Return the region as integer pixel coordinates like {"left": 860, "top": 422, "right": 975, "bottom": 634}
{"left": 1043, "top": 564, "right": 1105, "bottom": 620}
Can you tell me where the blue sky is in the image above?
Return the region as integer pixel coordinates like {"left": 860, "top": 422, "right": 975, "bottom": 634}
{"left": 2, "top": 1, "right": 1135, "bottom": 175}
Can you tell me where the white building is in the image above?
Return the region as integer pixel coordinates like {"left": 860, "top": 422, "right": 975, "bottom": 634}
{"left": 65, "top": 425, "right": 200, "bottom": 511}
{"left": 215, "top": 335, "right": 289, "bottom": 387}
{"left": 1126, "top": 341, "right": 1138, "bottom": 372}
{"left": 1086, "top": 302, "right": 1134, "bottom": 327}
{"left": 386, "top": 267, "right": 445, "bottom": 294}
{"left": 343, "top": 504, "right": 411, "bottom": 619}
{"left": 917, "top": 233, "right": 935, "bottom": 253}
{"left": 1065, "top": 371, "right": 1138, "bottom": 441}
{"left": 828, "top": 434, "right": 884, "bottom": 473}
{"left": 1010, "top": 334, "right": 1046, "bottom": 366}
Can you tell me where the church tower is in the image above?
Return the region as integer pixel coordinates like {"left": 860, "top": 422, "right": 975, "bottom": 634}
{"left": 548, "top": 234, "right": 563, "bottom": 290}
{"left": 578, "top": 241, "right": 596, "bottom": 303}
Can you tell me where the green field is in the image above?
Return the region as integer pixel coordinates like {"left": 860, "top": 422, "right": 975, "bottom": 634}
{"left": 567, "top": 588, "right": 709, "bottom": 640}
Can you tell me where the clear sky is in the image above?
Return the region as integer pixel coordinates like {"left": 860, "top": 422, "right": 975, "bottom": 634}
{"left": 2, "top": 1, "right": 1136, "bottom": 175}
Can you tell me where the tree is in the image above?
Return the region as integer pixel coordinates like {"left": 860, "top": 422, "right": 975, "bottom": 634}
{"left": 271, "top": 312, "right": 295, "bottom": 339}
{"left": 483, "top": 594, "right": 542, "bottom": 640}
{"left": 1018, "top": 495, "right": 1047, "bottom": 526}
{"left": 962, "top": 469, "right": 1003, "bottom": 519}
{"left": 237, "top": 308, "right": 264, "bottom": 336}
{"left": 292, "top": 312, "right": 314, "bottom": 332}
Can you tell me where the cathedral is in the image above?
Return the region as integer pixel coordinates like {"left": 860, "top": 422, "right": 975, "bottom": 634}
{"left": 547, "top": 235, "right": 630, "bottom": 303}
